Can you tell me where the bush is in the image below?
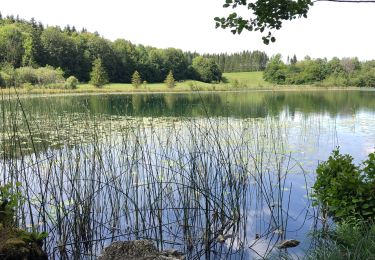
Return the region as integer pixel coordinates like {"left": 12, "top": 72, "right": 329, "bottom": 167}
{"left": 313, "top": 149, "right": 375, "bottom": 221}
{"left": 0, "top": 183, "right": 22, "bottom": 227}
{"left": 65, "top": 76, "right": 79, "bottom": 89}
{"left": 13, "top": 66, "right": 65, "bottom": 87}
{"left": 15, "top": 67, "right": 38, "bottom": 86}
{"left": 36, "top": 66, "right": 65, "bottom": 86}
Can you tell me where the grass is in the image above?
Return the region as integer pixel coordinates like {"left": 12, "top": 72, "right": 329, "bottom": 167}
{"left": 222, "top": 71, "right": 272, "bottom": 88}
{"left": 0, "top": 71, "right": 357, "bottom": 97}
{"left": 307, "top": 219, "right": 375, "bottom": 260}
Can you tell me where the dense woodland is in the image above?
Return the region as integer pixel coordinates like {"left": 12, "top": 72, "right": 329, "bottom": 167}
{"left": 0, "top": 14, "right": 269, "bottom": 88}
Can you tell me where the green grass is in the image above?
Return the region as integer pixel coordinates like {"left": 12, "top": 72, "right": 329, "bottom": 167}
{"left": 223, "top": 71, "right": 272, "bottom": 88}
{"left": 0, "top": 71, "right": 355, "bottom": 97}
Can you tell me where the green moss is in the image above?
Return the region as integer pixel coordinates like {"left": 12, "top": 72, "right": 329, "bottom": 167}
{"left": 0, "top": 226, "right": 47, "bottom": 260}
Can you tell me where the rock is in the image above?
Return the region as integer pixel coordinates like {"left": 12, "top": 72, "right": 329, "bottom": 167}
{"left": 216, "top": 234, "right": 226, "bottom": 243}
{"left": 0, "top": 226, "right": 48, "bottom": 260}
{"left": 276, "top": 239, "right": 300, "bottom": 249}
{"left": 98, "top": 240, "right": 184, "bottom": 260}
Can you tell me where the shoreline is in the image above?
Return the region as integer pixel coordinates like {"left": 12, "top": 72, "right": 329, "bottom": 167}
{"left": 0, "top": 86, "right": 371, "bottom": 100}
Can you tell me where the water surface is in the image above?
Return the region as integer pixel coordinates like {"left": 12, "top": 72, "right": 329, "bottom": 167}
{"left": 1, "top": 90, "right": 374, "bottom": 259}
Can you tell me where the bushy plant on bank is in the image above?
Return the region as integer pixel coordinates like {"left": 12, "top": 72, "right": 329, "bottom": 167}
{"left": 313, "top": 149, "right": 375, "bottom": 220}
{"left": 310, "top": 149, "right": 375, "bottom": 259}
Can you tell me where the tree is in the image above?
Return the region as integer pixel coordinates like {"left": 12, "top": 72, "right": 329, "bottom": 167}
{"left": 164, "top": 70, "right": 176, "bottom": 88}
{"left": 263, "top": 54, "right": 287, "bottom": 84}
{"left": 0, "top": 25, "right": 26, "bottom": 67}
{"left": 89, "top": 58, "right": 108, "bottom": 87}
{"left": 191, "top": 57, "right": 222, "bottom": 83}
{"left": 291, "top": 55, "right": 298, "bottom": 65}
{"left": 131, "top": 71, "right": 142, "bottom": 88}
{"left": 215, "top": 0, "right": 375, "bottom": 44}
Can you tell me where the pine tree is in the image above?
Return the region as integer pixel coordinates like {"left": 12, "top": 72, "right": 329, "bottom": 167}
{"left": 164, "top": 70, "right": 175, "bottom": 88}
{"left": 131, "top": 71, "right": 142, "bottom": 88}
{"left": 89, "top": 58, "right": 108, "bottom": 87}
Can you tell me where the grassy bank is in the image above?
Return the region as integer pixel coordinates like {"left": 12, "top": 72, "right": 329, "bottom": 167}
{"left": 0, "top": 72, "right": 362, "bottom": 97}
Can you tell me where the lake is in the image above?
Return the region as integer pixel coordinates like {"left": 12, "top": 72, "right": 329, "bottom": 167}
{"left": 1, "top": 89, "right": 375, "bottom": 259}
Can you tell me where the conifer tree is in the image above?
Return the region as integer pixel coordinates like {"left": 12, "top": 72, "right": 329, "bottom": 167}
{"left": 164, "top": 70, "right": 175, "bottom": 88}
{"left": 131, "top": 71, "right": 142, "bottom": 88}
{"left": 89, "top": 58, "right": 108, "bottom": 87}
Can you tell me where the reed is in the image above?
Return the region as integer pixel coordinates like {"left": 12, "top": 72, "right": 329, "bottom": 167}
{"left": 0, "top": 92, "right": 311, "bottom": 259}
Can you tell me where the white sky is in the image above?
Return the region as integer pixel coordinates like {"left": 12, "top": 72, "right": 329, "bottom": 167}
{"left": 1, "top": 0, "right": 375, "bottom": 60}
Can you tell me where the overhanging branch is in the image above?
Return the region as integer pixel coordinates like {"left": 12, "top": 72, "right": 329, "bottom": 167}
{"left": 314, "top": 0, "right": 375, "bottom": 3}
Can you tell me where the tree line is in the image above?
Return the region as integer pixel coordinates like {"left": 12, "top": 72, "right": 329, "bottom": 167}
{"left": 264, "top": 55, "right": 375, "bottom": 87}
{"left": 0, "top": 14, "right": 269, "bottom": 88}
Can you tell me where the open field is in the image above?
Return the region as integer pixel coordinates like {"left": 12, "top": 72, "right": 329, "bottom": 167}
{"left": 0, "top": 71, "right": 359, "bottom": 97}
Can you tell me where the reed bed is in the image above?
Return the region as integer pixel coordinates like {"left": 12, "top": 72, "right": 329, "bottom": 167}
{"left": 0, "top": 94, "right": 313, "bottom": 259}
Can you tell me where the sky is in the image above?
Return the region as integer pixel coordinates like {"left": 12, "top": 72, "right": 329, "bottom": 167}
{"left": 1, "top": 0, "right": 375, "bottom": 61}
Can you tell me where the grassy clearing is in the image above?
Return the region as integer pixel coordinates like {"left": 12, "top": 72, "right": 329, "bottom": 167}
{"left": 222, "top": 71, "right": 272, "bottom": 88}
{"left": 0, "top": 71, "right": 356, "bottom": 97}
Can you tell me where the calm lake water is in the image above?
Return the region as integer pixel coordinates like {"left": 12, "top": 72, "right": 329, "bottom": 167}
{"left": 1, "top": 89, "right": 375, "bottom": 259}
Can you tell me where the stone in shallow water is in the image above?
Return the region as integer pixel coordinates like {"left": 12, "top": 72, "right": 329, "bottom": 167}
{"left": 276, "top": 239, "right": 300, "bottom": 249}
{"left": 98, "top": 240, "right": 184, "bottom": 260}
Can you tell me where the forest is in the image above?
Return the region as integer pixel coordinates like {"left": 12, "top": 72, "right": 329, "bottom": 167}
{"left": 0, "top": 14, "right": 268, "bottom": 88}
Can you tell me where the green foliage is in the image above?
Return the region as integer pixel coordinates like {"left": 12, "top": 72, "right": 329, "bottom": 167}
{"left": 0, "top": 14, "right": 269, "bottom": 85}
{"left": 0, "top": 25, "right": 26, "bottom": 66}
{"left": 20, "top": 231, "right": 48, "bottom": 245}
{"left": 263, "top": 55, "right": 375, "bottom": 87}
{"left": 13, "top": 66, "right": 65, "bottom": 87}
{"left": 89, "top": 58, "right": 108, "bottom": 88}
{"left": 65, "top": 76, "right": 79, "bottom": 89}
{"left": 215, "top": 0, "right": 312, "bottom": 44}
{"left": 308, "top": 219, "right": 375, "bottom": 260}
{"left": 191, "top": 56, "right": 222, "bottom": 83}
{"left": 164, "top": 70, "right": 176, "bottom": 88}
{"left": 0, "top": 183, "right": 22, "bottom": 227}
{"left": 131, "top": 71, "right": 142, "bottom": 88}
{"left": 313, "top": 149, "right": 375, "bottom": 221}
{"left": 263, "top": 54, "right": 287, "bottom": 84}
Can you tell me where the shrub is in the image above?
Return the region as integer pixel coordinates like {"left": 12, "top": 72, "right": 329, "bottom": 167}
{"left": 13, "top": 66, "right": 65, "bottom": 87}
{"left": 313, "top": 149, "right": 375, "bottom": 221}
{"left": 36, "top": 66, "right": 65, "bottom": 86}
{"left": 14, "top": 67, "right": 38, "bottom": 86}
{"left": 0, "top": 183, "right": 22, "bottom": 227}
{"left": 65, "top": 76, "right": 79, "bottom": 89}
{"left": 22, "top": 83, "right": 33, "bottom": 92}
